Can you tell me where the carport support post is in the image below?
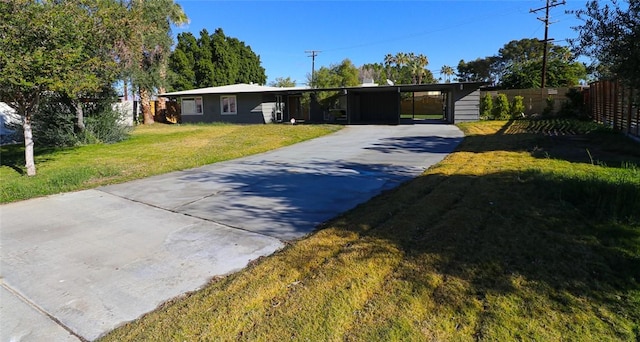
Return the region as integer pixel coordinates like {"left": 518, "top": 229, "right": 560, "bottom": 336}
{"left": 412, "top": 92, "right": 415, "bottom": 119}
{"left": 397, "top": 87, "right": 401, "bottom": 123}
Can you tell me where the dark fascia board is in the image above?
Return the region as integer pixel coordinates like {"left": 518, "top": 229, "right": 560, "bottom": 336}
{"left": 301, "top": 82, "right": 490, "bottom": 94}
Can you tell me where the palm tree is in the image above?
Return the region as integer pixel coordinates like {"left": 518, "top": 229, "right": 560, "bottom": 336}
{"left": 384, "top": 53, "right": 396, "bottom": 81}
{"left": 440, "top": 65, "right": 455, "bottom": 83}
{"left": 127, "top": 0, "right": 188, "bottom": 124}
{"left": 416, "top": 54, "right": 429, "bottom": 84}
{"left": 395, "top": 52, "right": 408, "bottom": 68}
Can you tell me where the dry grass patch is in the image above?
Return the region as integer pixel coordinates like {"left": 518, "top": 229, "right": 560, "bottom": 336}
{"left": 101, "top": 119, "right": 639, "bottom": 341}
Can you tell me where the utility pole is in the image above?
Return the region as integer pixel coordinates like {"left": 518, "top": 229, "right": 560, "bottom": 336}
{"left": 530, "top": 0, "right": 565, "bottom": 88}
{"left": 305, "top": 50, "right": 320, "bottom": 88}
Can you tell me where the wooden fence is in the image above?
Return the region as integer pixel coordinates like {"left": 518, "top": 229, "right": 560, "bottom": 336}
{"left": 589, "top": 80, "right": 639, "bottom": 139}
{"left": 481, "top": 88, "right": 572, "bottom": 116}
{"left": 151, "top": 100, "right": 181, "bottom": 123}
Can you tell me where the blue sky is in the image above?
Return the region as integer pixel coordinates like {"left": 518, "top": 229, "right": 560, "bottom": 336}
{"left": 174, "top": 0, "right": 593, "bottom": 85}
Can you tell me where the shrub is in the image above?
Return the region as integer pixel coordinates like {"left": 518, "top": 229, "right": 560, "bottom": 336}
{"left": 480, "top": 93, "right": 493, "bottom": 119}
{"left": 558, "top": 88, "right": 588, "bottom": 119}
{"left": 543, "top": 96, "right": 555, "bottom": 117}
{"left": 492, "top": 93, "right": 510, "bottom": 120}
{"left": 511, "top": 95, "right": 525, "bottom": 119}
{"left": 32, "top": 92, "right": 130, "bottom": 147}
{"left": 32, "top": 94, "right": 78, "bottom": 147}
{"left": 83, "top": 104, "right": 131, "bottom": 144}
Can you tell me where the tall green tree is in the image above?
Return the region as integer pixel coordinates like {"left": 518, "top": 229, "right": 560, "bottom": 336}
{"left": 456, "top": 57, "right": 498, "bottom": 84}
{"left": 0, "top": 0, "right": 127, "bottom": 176}
{"left": 59, "top": 1, "right": 126, "bottom": 132}
{"left": 168, "top": 28, "right": 267, "bottom": 90}
{"left": 306, "top": 59, "right": 359, "bottom": 103}
{"left": 168, "top": 32, "right": 198, "bottom": 90}
{"left": 309, "top": 59, "right": 360, "bottom": 89}
{"left": 269, "top": 77, "right": 296, "bottom": 87}
{"left": 195, "top": 29, "right": 216, "bottom": 88}
{"left": 458, "top": 39, "right": 586, "bottom": 88}
{"left": 497, "top": 39, "right": 586, "bottom": 88}
{"left": 500, "top": 46, "right": 586, "bottom": 89}
{"left": 571, "top": 0, "right": 640, "bottom": 85}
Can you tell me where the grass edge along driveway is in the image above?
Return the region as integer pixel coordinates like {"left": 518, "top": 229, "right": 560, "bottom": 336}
{"left": 0, "top": 124, "right": 342, "bottom": 203}
{"left": 101, "top": 119, "right": 639, "bottom": 341}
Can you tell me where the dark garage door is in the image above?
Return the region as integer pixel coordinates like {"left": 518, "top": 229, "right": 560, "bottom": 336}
{"left": 352, "top": 91, "right": 399, "bottom": 124}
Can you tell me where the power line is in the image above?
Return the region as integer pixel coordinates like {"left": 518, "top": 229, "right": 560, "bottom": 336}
{"left": 305, "top": 50, "right": 321, "bottom": 88}
{"left": 320, "top": 3, "right": 529, "bottom": 53}
{"left": 530, "top": 0, "right": 566, "bottom": 88}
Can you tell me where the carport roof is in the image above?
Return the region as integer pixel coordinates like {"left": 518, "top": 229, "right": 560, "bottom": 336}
{"left": 336, "top": 82, "right": 489, "bottom": 93}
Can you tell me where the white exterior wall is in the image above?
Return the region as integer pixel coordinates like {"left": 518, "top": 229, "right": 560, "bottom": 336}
{"left": 112, "top": 101, "right": 135, "bottom": 126}
{"left": 0, "top": 102, "right": 21, "bottom": 144}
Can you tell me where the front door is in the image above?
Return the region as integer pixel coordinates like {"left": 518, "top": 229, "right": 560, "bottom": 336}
{"left": 288, "top": 95, "right": 305, "bottom": 121}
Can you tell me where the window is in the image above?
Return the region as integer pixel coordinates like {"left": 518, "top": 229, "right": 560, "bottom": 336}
{"left": 182, "top": 97, "right": 203, "bottom": 115}
{"left": 221, "top": 95, "right": 237, "bottom": 115}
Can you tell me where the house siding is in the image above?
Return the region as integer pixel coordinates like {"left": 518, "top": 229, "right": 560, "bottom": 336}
{"left": 452, "top": 88, "right": 480, "bottom": 123}
{"left": 180, "top": 93, "right": 272, "bottom": 124}
{"left": 168, "top": 82, "right": 485, "bottom": 125}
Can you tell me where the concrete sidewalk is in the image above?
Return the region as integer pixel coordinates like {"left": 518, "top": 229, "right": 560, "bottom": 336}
{"left": 1, "top": 124, "right": 463, "bottom": 341}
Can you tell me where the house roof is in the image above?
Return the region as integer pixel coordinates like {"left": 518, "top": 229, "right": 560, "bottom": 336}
{"left": 160, "top": 82, "right": 489, "bottom": 97}
{"left": 160, "top": 83, "right": 309, "bottom": 96}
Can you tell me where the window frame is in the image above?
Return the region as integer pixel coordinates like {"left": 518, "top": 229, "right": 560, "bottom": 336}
{"left": 181, "top": 97, "right": 203, "bottom": 115}
{"left": 220, "top": 95, "right": 237, "bottom": 115}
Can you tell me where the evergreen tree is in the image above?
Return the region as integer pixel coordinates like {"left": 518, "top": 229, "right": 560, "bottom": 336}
{"left": 195, "top": 29, "right": 216, "bottom": 87}
{"left": 168, "top": 32, "right": 197, "bottom": 90}
{"left": 168, "top": 28, "right": 266, "bottom": 90}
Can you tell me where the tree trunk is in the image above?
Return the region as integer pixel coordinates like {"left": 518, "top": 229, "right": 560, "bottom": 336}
{"left": 140, "top": 87, "right": 154, "bottom": 124}
{"left": 157, "top": 61, "right": 167, "bottom": 123}
{"left": 157, "top": 87, "right": 166, "bottom": 110}
{"left": 23, "top": 113, "right": 36, "bottom": 176}
{"left": 157, "top": 91, "right": 166, "bottom": 124}
{"left": 74, "top": 100, "right": 85, "bottom": 132}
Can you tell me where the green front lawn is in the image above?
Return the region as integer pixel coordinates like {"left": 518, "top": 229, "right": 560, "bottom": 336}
{"left": 0, "top": 123, "right": 341, "bottom": 203}
{"left": 101, "top": 119, "right": 640, "bottom": 341}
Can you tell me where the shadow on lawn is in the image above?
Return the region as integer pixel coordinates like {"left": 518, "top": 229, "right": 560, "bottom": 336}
{"left": 1, "top": 145, "right": 72, "bottom": 175}
{"left": 457, "top": 120, "right": 640, "bottom": 169}
{"left": 182, "top": 145, "right": 638, "bottom": 320}
{"left": 330, "top": 168, "right": 639, "bottom": 329}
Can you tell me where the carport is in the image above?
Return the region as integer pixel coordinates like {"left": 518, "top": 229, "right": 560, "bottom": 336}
{"left": 307, "top": 82, "right": 486, "bottom": 125}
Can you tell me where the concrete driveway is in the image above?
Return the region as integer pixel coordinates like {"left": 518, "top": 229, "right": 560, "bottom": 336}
{"left": 0, "top": 124, "right": 463, "bottom": 341}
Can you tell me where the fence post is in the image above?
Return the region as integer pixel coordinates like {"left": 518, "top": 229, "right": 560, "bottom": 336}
{"left": 615, "top": 80, "right": 620, "bottom": 130}
{"left": 609, "top": 80, "right": 614, "bottom": 127}
{"left": 599, "top": 81, "right": 604, "bottom": 124}
{"left": 627, "top": 86, "right": 640, "bottom": 135}
{"left": 595, "top": 81, "right": 600, "bottom": 122}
